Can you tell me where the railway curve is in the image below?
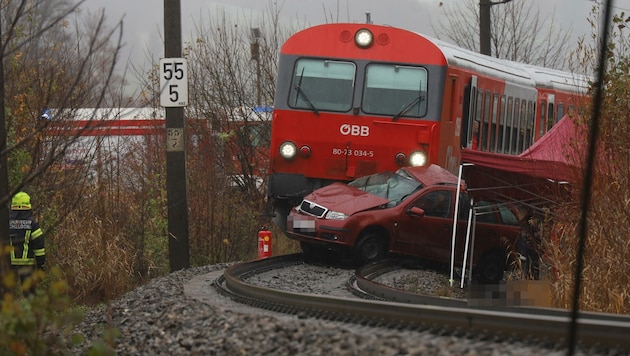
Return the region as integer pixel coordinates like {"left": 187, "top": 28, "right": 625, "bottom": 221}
{"left": 215, "top": 254, "right": 630, "bottom": 353}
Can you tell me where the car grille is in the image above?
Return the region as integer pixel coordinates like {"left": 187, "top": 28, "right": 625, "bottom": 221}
{"left": 298, "top": 200, "right": 327, "bottom": 218}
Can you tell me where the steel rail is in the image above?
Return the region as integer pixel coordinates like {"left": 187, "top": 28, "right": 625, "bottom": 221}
{"left": 217, "top": 254, "right": 630, "bottom": 351}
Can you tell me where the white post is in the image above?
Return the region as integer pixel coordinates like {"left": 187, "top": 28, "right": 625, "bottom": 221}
{"left": 461, "top": 197, "right": 475, "bottom": 288}
{"left": 449, "top": 163, "right": 465, "bottom": 286}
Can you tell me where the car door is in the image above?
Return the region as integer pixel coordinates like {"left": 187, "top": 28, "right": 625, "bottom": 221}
{"left": 394, "top": 188, "right": 457, "bottom": 262}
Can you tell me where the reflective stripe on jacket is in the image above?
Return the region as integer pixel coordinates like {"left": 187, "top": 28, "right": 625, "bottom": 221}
{"left": 9, "top": 211, "right": 45, "bottom": 266}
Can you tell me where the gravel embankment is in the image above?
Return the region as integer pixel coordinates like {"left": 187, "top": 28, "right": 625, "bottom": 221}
{"left": 71, "top": 263, "right": 608, "bottom": 355}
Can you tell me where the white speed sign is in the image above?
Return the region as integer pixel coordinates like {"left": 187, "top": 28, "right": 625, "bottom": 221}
{"left": 159, "top": 58, "right": 188, "bottom": 107}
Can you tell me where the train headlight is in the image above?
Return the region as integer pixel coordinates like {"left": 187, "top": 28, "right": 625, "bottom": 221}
{"left": 409, "top": 150, "right": 428, "bottom": 167}
{"left": 280, "top": 141, "right": 297, "bottom": 160}
{"left": 354, "top": 28, "right": 373, "bottom": 48}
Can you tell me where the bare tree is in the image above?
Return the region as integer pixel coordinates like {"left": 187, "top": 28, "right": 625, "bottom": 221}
{"left": 1, "top": 0, "right": 124, "bottom": 287}
{"left": 433, "top": 0, "right": 572, "bottom": 69}
{"left": 130, "top": 2, "right": 303, "bottom": 265}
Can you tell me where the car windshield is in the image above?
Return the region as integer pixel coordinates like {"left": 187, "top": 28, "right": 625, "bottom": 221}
{"left": 348, "top": 170, "right": 422, "bottom": 206}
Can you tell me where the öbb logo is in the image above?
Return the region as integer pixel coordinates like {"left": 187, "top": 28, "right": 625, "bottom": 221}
{"left": 340, "top": 124, "right": 369, "bottom": 137}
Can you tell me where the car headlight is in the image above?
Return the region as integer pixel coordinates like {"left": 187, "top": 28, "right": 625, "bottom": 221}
{"left": 325, "top": 210, "right": 348, "bottom": 220}
{"left": 409, "top": 150, "right": 428, "bottom": 166}
{"left": 279, "top": 141, "right": 297, "bottom": 160}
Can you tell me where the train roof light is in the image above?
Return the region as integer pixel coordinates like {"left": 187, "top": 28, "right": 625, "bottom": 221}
{"left": 280, "top": 141, "right": 297, "bottom": 160}
{"left": 354, "top": 29, "right": 373, "bottom": 48}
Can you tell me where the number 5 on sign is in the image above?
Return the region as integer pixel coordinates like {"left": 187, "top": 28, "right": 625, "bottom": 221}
{"left": 160, "top": 58, "right": 188, "bottom": 107}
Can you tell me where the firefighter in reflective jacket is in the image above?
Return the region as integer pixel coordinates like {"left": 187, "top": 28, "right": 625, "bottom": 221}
{"left": 9, "top": 192, "right": 45, "bottom": 291}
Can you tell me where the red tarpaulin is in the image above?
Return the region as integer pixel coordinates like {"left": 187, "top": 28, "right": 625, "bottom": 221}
{"left": 460, "top": 115, "right": 584, "bottom": 203}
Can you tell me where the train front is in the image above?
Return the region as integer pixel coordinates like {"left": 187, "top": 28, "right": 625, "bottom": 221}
{"left": 268, "top": 23, "right": 449, "bottom": 232}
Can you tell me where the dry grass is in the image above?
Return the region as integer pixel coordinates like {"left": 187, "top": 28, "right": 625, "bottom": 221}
{"left": 546, "top": 179, "right": 630, "bottom": 314}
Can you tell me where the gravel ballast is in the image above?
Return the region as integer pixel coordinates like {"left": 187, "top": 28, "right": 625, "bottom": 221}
{"left": 71, "top": 263, "right": 610, "bottom": 355}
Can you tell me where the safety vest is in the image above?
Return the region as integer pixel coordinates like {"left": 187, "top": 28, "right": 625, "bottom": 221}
{"left": 9, "top": 214, "right": 45, "bottom": 266}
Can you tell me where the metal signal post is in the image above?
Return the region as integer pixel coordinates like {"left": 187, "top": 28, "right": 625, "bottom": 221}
{"left": 163, "top": 0, "right": 190, "bottom": 272}
{"left": 479, "top": 0, "right": 514, "bottom": 56}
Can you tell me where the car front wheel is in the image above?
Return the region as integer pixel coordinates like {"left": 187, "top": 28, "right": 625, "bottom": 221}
{"left": 352, "top": 233, "right": 387, "bottom": 266}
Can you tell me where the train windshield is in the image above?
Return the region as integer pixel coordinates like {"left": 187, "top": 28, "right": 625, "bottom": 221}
{"left": 288, "top": 59, "right": 355, "bottom": 112}
{"left": 349, "top": 171, "right": 422, "bottom": 207}
{"left": 362, "top": 64, "right": 428, "bottom": 118}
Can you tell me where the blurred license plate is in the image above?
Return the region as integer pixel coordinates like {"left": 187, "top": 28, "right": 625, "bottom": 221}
{"left": 294, "top": 219, "right": 315, "bottom": 229}
{"left": 288, "top": 215, "right": 316, "bottom": 230}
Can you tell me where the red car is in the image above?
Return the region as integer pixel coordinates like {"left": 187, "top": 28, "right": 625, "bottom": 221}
{"left": 287, "top": 164, "right": 520, "bottom": 283}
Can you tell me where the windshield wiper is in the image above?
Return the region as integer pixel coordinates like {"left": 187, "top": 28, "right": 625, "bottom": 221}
{"left": 393, "top": 95, "right": 424, "bottom": 121}
{"left": 294, "top": 68, "right": 319, "bottom": 115}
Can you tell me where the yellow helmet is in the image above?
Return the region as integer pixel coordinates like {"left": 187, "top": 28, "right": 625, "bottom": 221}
{"left": 11, "top": 191, "right": 32, "bottom": 210}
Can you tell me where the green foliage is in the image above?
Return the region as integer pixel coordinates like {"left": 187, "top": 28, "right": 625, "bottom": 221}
{"left": 0, "top": 267, "right": 115, "bottom": 355}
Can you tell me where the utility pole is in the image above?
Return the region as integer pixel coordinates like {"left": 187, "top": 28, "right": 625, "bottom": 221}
{"left": 250, "top": 28, "right": 262, "bottom": 106}
{"left": 163, "top": 0, "right": 190, "bottom": 272}
{"left": 479, "top": 0, "right": 514, "bottom": 56}
{"left": 0, "top": 15, "right": 9, "bottom": 277}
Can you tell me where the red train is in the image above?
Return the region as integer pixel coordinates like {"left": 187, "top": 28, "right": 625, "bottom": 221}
{"left": 267, "top": 23, "right": 588, "bottom": 231}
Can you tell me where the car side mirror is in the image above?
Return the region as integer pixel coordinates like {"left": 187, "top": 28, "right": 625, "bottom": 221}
{"left": 408, "top": 206, "right": 425, "bottom": 217}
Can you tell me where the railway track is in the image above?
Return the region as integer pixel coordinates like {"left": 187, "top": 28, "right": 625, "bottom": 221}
{"left": 213, "top": 253, "right": 630, "bottom": 352}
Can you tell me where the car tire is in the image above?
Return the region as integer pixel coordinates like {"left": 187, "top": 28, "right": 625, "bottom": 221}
{"left": 475, "top": 251, "right": 506, "bottom": 284}
{"left": 352, "top": 233, "right": 387, "bottom": 266}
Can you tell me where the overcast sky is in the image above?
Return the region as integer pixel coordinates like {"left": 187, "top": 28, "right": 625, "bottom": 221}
{"left": 80, "top": 0, "right": 630, "bottom": 95}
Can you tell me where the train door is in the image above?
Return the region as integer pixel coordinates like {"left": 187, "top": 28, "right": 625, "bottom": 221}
{"left": 461, "top": 76, "right": 478, "bottom": 149}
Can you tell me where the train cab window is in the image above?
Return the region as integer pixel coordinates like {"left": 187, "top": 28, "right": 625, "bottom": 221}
{"left": 289, "top": 59, "right": 355, "bottom": 112}
{"left": 363, "top": 64, "right": 428, "bottom": 118}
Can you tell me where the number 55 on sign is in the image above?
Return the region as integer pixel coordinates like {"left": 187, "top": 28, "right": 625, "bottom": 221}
{"left": 160, "top": 58, "right": 188, "bottom": 107}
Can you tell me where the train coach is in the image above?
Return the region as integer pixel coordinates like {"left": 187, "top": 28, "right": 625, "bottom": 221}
{"left": 267, "top": 23, "right": 589, "bottom": 231}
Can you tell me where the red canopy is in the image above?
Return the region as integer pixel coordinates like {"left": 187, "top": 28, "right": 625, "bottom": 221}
{"left": 460, "top": 115, "right": 584, "bottom": 203}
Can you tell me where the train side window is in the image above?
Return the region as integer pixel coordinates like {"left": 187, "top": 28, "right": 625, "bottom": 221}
{"left": 490, "top": 93, "right": 499, "bottom": 152}
{"left": 547, "top": 102, "right": 555, "bottom": 130}
{"left": 557, "top": 103, "right": 565, "bottom": 122}
{"left": 481, "top": 92, "right": 491, "bottom": 151}
{"left": 539, "top": 100, "right": 547, "bottom": 138}
{"left": 289, "top": 59, "right": 355, "bottom": 112}
{"left": 518, "top": 100, "right": 528, "bottom": 153}
{"left": 497, "top": 95, "right": 506, "bottom": 153}
{"left": 502, "top": 96, "right": 513, "bottom": 153}
{"left": 476, "top": 90, "right": 483, "bottom": 123}
{"left": 462, "top": 85, "right": 476, "bottom": 149}
{"left": 524, "top": 101, "right": 534, "bottom": 151}
{"left": 362, "top": 64, "right": 428, "bottom": 118}
{"left": 511, "top": 98, "right": 520, "bottom": 154}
